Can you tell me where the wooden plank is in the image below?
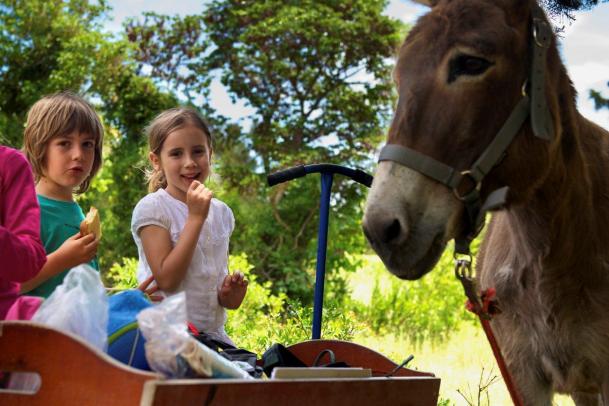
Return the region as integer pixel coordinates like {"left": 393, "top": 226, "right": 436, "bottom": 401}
{"left": 0, "top": 321, "right": 159, "bottom": 406}
{"left": 142, "top": 377, "right": 441, "bottom": 406}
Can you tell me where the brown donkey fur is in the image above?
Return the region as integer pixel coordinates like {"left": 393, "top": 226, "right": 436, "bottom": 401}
{"left": 365, "top": 0, "right": 609, "bottom": 404}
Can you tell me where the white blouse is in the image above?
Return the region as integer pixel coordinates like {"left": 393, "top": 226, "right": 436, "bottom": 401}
{"left": 131, "top": 188, "right": 235, "bottom": 345}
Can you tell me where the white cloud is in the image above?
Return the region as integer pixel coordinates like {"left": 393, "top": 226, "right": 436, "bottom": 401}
{"left": 208, "top": 77, "right": 256, "bottom": 124}
{"left": 560, "top": 3, "right": 609, "bottom": 127}
{"left": 105, "top": 0, "right": 204, "bottom": 32}
{"left": 384, "top": 0, "right": 427, "bottom": 24}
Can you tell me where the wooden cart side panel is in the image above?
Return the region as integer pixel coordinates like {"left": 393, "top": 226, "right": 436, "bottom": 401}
{"left": 0, "top": 321, "right": 159, "bottom": 406}
{"left": 143, "top": 377, "right": 441, "bottom": 406}
{"left": 287, "top": 340, "right": 434, "bottom": 377}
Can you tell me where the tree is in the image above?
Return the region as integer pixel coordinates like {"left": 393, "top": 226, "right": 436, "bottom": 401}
{"left": 0, "top": 0, "right": 110, "bottom": 146}
{"left": 0, "top": 0, "right": 176, "bottom": 271}
{"left": 127, "top": 0, "right": 403, "bottom": 300}
{"left": 542, "top": 0, "right": 608, "bottom": 19}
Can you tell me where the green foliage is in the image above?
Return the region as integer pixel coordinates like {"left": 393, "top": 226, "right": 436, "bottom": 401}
{"left": 0, "top": 0, "right": 110, "bottom": 146}
{"left": 225, "top": 253, "right": 359, "bottom": 354}
{"left": 104, "top": 257, "right": 139, "bottom": 289}
{"left": 349, "top": 249, "right": 476, "bottom": 345}
{"left": 591, "top": 85, "right": 609, "bottom": 112}
{"left": 203, "top": 0, "right": 400, "bottom": 166}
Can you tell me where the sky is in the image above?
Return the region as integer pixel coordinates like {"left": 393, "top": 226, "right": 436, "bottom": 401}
{"left": 106, "top": 0, "right": 609, "bottom": 129}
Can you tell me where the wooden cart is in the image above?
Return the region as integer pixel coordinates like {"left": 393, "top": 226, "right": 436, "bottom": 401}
{"left": 0, "top": 321, "right": 440, "bottom": 405}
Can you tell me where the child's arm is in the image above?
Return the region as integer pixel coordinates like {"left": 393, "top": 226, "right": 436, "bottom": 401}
{"left": 139, "top": 181, "right": 212, "bottom": 292}
{"left": 20, "top": 232, "right": 98, "bottom": 293}
{"left": 0, "top": 149, "right": 46, "bottom": 282}
{"left": 218, "top": 271, "right": 248, "bottom": 309}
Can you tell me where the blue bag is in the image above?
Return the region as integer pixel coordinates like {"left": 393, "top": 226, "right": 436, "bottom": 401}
{"left": 106, "top": 290, "right": 152, "bottom": 370}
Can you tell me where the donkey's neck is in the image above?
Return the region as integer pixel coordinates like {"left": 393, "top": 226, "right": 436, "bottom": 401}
{"left": 509, "top": 74, "right": 609, "bottom": 279}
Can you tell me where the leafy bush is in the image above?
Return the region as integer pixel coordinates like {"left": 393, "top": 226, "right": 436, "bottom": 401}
{"left": 225, "top": 253, "right": 360, "bottom": 354}
{"left": 348, "top": 248, "right": 477, "bottom": 344}
{"left": 104, "top": 257, "right": 139, "bottom": 289}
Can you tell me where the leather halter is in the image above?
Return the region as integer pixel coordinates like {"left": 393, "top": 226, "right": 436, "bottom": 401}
{"left": 378, "top": 3, "right": 553, "bottom": 256}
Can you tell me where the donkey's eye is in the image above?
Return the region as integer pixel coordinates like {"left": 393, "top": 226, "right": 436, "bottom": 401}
{"left": 448, "top": 55, "right": 493, "bottom": 83}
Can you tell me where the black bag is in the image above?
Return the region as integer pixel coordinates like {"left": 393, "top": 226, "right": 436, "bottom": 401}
{"left": 191, "top": 331, "right": 236, "bottom": 352}
{"left": 190, "top": 330, "right": 263, "bottom": 378}
{"left": 261, "top": 343, "right": 307, "bottom": 376}
{"left": 262, "top": 344, "right": 352, "bottom": 377}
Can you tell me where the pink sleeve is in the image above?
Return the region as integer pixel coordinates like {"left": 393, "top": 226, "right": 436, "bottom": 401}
{"left": 4, "top": 296, "right": 43, "bottom": 320}
{"left": 0, "top": 149, "right": 47, "bottom": 282}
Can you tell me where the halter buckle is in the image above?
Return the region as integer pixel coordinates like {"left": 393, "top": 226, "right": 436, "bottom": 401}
{"left": 454, "top": 254, "right": 484, "bottom": 314}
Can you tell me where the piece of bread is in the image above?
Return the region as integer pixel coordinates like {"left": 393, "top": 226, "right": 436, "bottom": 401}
{"left": 80, "top": 206, "right": 101, "bottom": 238}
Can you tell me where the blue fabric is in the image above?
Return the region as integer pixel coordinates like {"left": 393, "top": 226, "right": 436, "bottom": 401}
{"left": 107, "top": 290, "right": 152, "bottom": 370}
{"left": 107, "top": 290, "right": 151, "bottom": 334}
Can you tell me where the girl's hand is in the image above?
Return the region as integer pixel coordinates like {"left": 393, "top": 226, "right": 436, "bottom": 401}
{"left": 137, "top": 275, "right": 164, "bottom": 302}
{"left": 57, "top": 232, "right": 99, "bottom": 269}
{"left": 186, "top": 180, "right": 213, "bottom": 220}
{"left": 218, "top": 271, "right": 248, "bottom": 309}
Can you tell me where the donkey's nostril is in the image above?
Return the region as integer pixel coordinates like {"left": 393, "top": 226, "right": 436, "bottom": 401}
{"left": 383, "top": 219, "right": 402, "bottom": 243}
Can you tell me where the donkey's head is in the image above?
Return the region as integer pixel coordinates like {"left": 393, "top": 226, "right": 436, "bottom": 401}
{"left": 363, "top": 0, "right": 563, "bottom": 279}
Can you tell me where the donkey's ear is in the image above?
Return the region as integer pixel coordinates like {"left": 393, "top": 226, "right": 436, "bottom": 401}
{"left": 412, "top": 0, "right": 440, "bottom": 7}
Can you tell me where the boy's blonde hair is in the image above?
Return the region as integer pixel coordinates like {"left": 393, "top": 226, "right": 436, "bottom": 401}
{"left": 146, "top": 107, "right": 213, "bottom": 192}
{"left": 23, "top": 91, "right": 104, "bottom": 194}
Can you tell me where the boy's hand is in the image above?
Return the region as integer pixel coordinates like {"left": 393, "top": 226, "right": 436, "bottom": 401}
{"left": 57, "top": 232, "right": 99, "bottom": 269}
{"left": 137, "top": 275, "right": 164, "bottom": 302}
{"left": 218, "top": 271, "right": 248, "bottom": 309}
{"left": 186, "top": 180, "right": 213, "bottom": 220}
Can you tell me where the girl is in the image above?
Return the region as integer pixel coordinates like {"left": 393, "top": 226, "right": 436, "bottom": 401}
{"left": 0, "top": 145, "right": 46, "bottom": 319}
{"left": 21, "top": 92, "right": 103, "bottom": 297}
{"left": 131, "top": 107, "right": 247, "bottom": 346}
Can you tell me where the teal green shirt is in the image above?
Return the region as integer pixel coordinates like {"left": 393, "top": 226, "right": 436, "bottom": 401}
{"left": 29, "top": 195, "right": 99, "bottom": 298}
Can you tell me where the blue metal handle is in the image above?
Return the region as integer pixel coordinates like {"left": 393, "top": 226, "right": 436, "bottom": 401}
{"left": 267, "top": 163, "right": 372, "bottom": 339}
{"left": 311, "top": 172, "right": 333, "bottom": 340}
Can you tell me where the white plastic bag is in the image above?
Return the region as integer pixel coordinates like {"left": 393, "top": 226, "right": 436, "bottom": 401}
{"left": 33, "top": 264, "right": 109, "bottom": 350}
{"left": 137, "top": 292, "right": 251, "bottom": 379}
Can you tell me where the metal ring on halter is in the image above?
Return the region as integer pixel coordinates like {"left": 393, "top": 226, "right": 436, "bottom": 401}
{"left": 521, "top": 80, "right": 529, "bottom": 97}
{"left": 532, "top": 18, "right": 551, "bottom": 48}
{"left": 452, "top": 170, "right": 481, "bottom": 202}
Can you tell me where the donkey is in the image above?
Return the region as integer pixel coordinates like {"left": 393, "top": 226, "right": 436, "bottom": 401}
{"left": 362, "top": 0, "right": 609, "bottom": 404}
